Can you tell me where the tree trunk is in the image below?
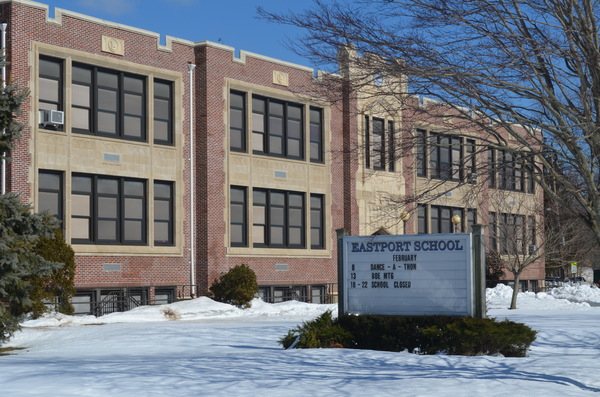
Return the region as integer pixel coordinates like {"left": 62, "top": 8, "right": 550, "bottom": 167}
{"left": 509, "top": 273, "right": 521, "bottom": 310}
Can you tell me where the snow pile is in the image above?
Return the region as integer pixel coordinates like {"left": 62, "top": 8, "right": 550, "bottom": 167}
{"left": 486, "top": 283, "right": 595, "bottom": 310}
{"left": 547, "top": 283, "right": 600, "bottom": 303}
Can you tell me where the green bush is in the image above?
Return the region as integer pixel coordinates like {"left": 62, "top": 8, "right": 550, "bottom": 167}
{"left": 282, "top": 314, "right": 537, "bottom": 357}
{"left": 208, "top": 264, "right": 258, "bottom": 308}
{"left": 29, "top": 229, "right": 76, "bottom": 318}
{"left": 279, "top": 310, "right": 353, "bottom": 349}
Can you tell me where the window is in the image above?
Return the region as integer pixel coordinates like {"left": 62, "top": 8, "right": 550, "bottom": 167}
{"left": 230, "top": 91, "right": 246, "bottom": 152}
{"left": 417, "top": 204, "right": 427, "bottom": 234}
{"left": 465, "top": 139, "right": 476, "bottom": 182}
{"left": 253, "top": 189, "right": 305, "bottom": 248}
{"left": 489, "top": 148, "right": 536, "bottom": 193}
{"left": 310, "top": 194, "right": 324, "bottom": 249}
{"left": 488, "top": 212, "right": 497, "bottom": 251}
{"left": 372, "top": 118, "right": 385, "bottom": 170}
{"left": 154, "top": 182, "right": 174, "bottom": 245}
{"left": 365, "top": 116, "right": 395, "bottom": 171}
{"left": 423, "top": 204, "right": 473, "bottom": 234}
{"left": 39, "top": 56, "right": 63, "bottom": 129}
{"left": 430, "top": 133, "right": 461, "bottom": 181}
{"left": 71, "top": 174, "right": 146, "bottom": 245}
{"left": 500, "top": 213, "right": 526, "bottom": 254}
{"left": 230, "top": 186, "right": 247, "bottom": 246}
{"left": 38, "top": 170, "right": 63, "bottom": 220}
{"left": 310, "top": 108, "right": 323, "bottom": 163}
{"left": 528, "top": 216, "right": 537, "bottom": 254}
{"left": 488, "top": 148, "right": 496, "bottom": 188}
{"left": 252, "top": 96, "right": 304, "bottom": 159}
{"left": 154, "top": 80, "right": 173, "bottom": 145}
{"left": 416, "top": 129, "right": 426, "bottom": 177}
{"left": 72, "top": 63, "right": 146, "bottom": 141}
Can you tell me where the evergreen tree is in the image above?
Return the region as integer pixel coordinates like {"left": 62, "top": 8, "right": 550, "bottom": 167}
{"left": 0, "top": 194, "right": 61, "bottom": 344}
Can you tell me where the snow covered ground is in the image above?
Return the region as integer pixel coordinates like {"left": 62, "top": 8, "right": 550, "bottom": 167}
{"left": 1, "top": 284, "right": 599, "bottom": 396}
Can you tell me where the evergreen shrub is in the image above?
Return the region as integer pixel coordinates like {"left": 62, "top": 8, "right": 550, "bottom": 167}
{"left": 281, "top": 314, "right": 537, "bottom": 357}
{"left": 29, "top": 229, "right": 76, "bottom": 317}
{"left": 208, "top": 264, "right": 258, "bottom": 308}
{"left": 279, "top": 310, "right": 352, "bottom": 349}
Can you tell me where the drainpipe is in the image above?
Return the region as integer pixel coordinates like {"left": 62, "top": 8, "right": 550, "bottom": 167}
{"left": 1, "top": 22, "right": 7, "bottom": 195}
{"left": 188, "top": 62, "right": 196, "bottom": 297}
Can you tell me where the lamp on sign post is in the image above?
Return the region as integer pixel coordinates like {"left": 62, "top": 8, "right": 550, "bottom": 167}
{"left": 451, "top": 215, "right": 461, "bottom": 233}
{"left": 400, "top": 211, "right": 410, "bottom": 234}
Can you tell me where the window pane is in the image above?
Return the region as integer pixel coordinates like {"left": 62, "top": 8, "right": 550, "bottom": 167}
{"left": 288, "top": 119, "right": 301, "bottom": 138}
{"left": 270, "top": 116, "right": 283, "bottom": 136}
{"left": 270, "top": 192, "right": 285, "bottom": 206}
{"left": 98, "top": 111, "right": 117, "bottom": 134}
{"left": 270, "top": 102, "right": 283, "bottom": 116}
{"left": 72, "top": 66, "right": 91, "bottom": 83}
{"left": 97, "top": 71, "right": 118, "bottom": 88}
{"left": 124, "top": 116, "right": 142, "bottom": 138}
{"left": 72, "top": 194, "right": 90, "bottom": 216}
{"left": 230, "top": 224, "right": 244, "bottom": 245}
{"left": 154, "top": 222, "right": 169, "bottom": 242}
{"left": 231, "top": 204, "right": 244, "bottom": 223}
{"left": 98, "top": 220, "right": 117, "bottom": 240}
{"left": 252, "top": 113, "right": 264, "bottom": 132}
{"left": 71, "top": 218, "right": 90, "bottom": 239}
{"left": 154, "top": 120, "right": 169, "bottom": 142}
{"left": 155, "top": 98, "right": 170, "bottom": 120}
{"left": 230, "top": 108, "right": 243, "bottom": 130}
{"left": 270, "top": 207, "right": 284, "bottom": 225}
{"left": 39, "top": 172, "right": 60, "bottom": 190}
{"left": 39, "top": 191, "right": 59, "bottom": 215}
{"left": 39, "top": 78, "right": 59, "bottom": 103}
{"left": 98, "top": 197, "right": 117, "bottom": 217}
{"left": 72, "top": 176, "right": 92, "bottom": 192}
{"left": 289, "top": 208, "right": 302, "bottom": 226}
{"left": 154, "top": 81, "right": 170, "bottom": 97}
{"left": 311, "top": 229, "right": 322, "bottom": 247}
{"left": 72, "top": 108, "right": 90, "bottom": 130}
{"left": 253, "top": 206, "right": 265, "bottom": 223}
{"left": 270, "top": 226, "right": 284, "bottom": 244}
{"left": 98, "top": 178, "right": 118, "bottom": 194}
{"left": 124, "top": 93, "right": 143, "bottom": 115}
{"left": 124, "top": 220, "right": 143, "bottom": 241}
{"left": 154, "top": 183, "right": 171, "bottom": 198}
{"left": 124, "top": 76, "right": 144, "bottom": 93}
{"left": 269, "top": 135, "right": 283, "bottom": 154}
{"left": 289, "top": 227, "right": 302, "bottom": 245}
{"left": 253, "top": 225, "right": 265, "bottom": 244}
{"left": 98, "top": 89, "right": 118, "bottom": 111}
{"left": 72, "top": 84, "right": 90, "bottom": 107}
{"left": 40, "top": 58, "right": 61, "bottom": 77}
{"left": 154, "top": 200, "right": 170, "bottom": 221}
{"left": 125, "top": 198, "right": 143, "bottom": 219}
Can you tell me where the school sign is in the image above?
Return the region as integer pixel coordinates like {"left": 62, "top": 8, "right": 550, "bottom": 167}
{"left": 339, "top": 233, "right": 477, "bottom": 316}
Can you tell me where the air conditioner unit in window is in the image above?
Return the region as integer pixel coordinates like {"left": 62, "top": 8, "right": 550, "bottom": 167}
{"left": 39, "top": 109, "right": 64, "bottom": 127}
{"left": 529, "top": 244, "right": 539, "bottom": 254}
{"left": 468, "top": 172, "right": 478, "bottom": 184}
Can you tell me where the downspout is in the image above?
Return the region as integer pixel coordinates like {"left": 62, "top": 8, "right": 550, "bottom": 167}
{"left": 1, "top": 22, "right": 7, "bottom": 195}
{"left": 188, "top": 62, "right": 196, "bottom": 297}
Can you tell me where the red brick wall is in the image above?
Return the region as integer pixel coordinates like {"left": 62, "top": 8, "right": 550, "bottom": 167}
{"left": 6, "top": 2, "right": 195, "bottom": 289}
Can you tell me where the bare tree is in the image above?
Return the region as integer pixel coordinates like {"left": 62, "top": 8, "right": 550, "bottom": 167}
{"left": 260, "top": 0, "right": 600, "bottom": 246}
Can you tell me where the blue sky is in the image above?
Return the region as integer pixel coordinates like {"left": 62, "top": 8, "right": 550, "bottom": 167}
{"left": 39, "top": 0, "right": 315, "bottom": 66}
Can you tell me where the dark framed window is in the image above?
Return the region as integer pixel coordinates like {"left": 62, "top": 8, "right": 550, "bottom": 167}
{"left": 417, "top": 204, "right": 427, "bottom": 234}
{"left": 252, "top": 96, "right": 304, "bottom": 160}
{"left": 428, "top": 205, "right": 472, "bottom": 234}
{"left": 430, "top": 133, "right": 461, "bottom": 181}
{"left": 230, "top": 91, "right": 246, "bottom": 152}
{"left": 154, "top": 181, "right": 174, "bottom": 246}
{"left": 71, "top": 174, "right": 147, "bottom": 245}
{"left": 366, "top": 116, "right": 395, "bottom": 171}
{"left": 528, "top": 216, "right": 537, "bottom": 254}
{"left": 488, "top": 148, "right": 496, "bottom": 188}
{"left": 71, "top": 63, "right": 146, "bottom": 141}
{"left": 500, "top": 213, "right": 526, "bottom": 254}
{"left": 252, "top": 188, "right": 305, "bottom": 248}
{"left": 364, "top": 116, "right": 371, "bottom": 169}
{"left": 153, "top": 80, "right": 173, "bottom": 145}
{"left": 388, "top": 120, "right": 395, "bottom": 172}
{"left": 39, "top": 56, "right": 63, "bottom": 130}
{"left": 310, "top": 194, "right": 324, "bottom": 249}
{"left": 488, "top": 212, "right": 498, "bottom": 251}
{"left": 372, "top": 117, "right": 385, "bottom": 170}
{"left": 310, "top": 108, "right": 323, "bottom": 163}
{"left": 38, "top": 170, "right": 63, "bottom": 221}
{"left": 230, "top": 186, "right": 247, "bottom": 247}
{"left": 416, "top": 129, "right": 427, "bottom": 177}
{"left": 465, "top": 139, "right": 476, "bottom": 183}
